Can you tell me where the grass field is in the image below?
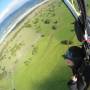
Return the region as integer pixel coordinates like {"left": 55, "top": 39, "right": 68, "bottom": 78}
{"left": 0, "top": 0, "right": 80, "bottom": 90}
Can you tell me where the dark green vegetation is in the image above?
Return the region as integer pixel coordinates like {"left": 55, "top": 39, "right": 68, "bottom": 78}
{"left": 0, "top": 0, "right": 81, "bottom": 90}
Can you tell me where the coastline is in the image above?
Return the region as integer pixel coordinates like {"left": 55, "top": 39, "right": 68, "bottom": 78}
{"left": 0, "top": 0, "right": 49, "bottom": 45}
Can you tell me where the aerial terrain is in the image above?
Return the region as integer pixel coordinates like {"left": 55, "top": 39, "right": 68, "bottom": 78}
{"left": 0, "top": 0, "right": 90, "bottom": 90}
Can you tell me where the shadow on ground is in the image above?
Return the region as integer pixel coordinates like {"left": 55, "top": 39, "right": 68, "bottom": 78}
{"left": 32, "top": 64, "right": 71, "bottom": 90}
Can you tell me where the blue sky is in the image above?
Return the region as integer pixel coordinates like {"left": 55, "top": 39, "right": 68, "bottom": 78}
{"left": 0, "top": 0, "right": 11, "bottom": 12}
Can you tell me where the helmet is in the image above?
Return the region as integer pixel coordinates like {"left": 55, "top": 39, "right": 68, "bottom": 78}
{"left": 65, "top": 46, "right": 84, "bottom": 61}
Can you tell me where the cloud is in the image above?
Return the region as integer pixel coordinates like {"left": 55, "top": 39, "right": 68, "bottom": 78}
{"left": 0, "top": 0, "right": 28, "bottom": 23}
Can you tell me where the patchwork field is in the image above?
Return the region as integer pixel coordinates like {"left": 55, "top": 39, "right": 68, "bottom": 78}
{"left": 0, "top": 0, "right": 80, "bottom": 90}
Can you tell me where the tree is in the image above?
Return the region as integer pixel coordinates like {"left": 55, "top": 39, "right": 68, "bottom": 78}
{"left": 44, "top": 19, "right": 50, "bottom": 24}
{"left": 41, "top": 34, "right": 45, "bottom": 37}
{"left": 52, "top": 25, "right": 57, "bottom": 30}
{"left": 61, "top": 40, "right": 73, "bottom": 45}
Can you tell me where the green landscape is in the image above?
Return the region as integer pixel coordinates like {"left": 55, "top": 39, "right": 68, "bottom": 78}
{"left": 0, "top": 0, "right": 82, "bottom": 90}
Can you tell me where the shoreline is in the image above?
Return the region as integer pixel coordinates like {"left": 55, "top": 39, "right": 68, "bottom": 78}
{"left": 0, "top": 0, "right": 49, "bottom": 45}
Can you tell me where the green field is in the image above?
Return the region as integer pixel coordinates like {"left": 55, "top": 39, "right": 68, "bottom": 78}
{"left": 0, "top": 0, "right": 80, "bottom": 90}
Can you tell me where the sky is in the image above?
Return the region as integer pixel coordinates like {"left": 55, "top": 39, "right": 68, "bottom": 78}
{"left": 0, "top": 0, "right": 11, "bottom": 12}
{"left": 0, "top": 0, "right": 29, "bottom": 23}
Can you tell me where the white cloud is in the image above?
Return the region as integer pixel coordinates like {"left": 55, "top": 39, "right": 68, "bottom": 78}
{"left": 0, "top": 0, "right": 28, "bottom": 23}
